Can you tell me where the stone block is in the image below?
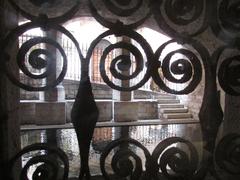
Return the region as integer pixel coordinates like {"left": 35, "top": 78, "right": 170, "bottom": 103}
{"left": 35, "top": 102, "right": 66, "bottom": 125}
{"left": 114, "top": 101, "right": 138, "bottom": 122}
{"left": 20, "top": 101, "right": 36, "bottom": 124}
{"left": 96, "top": 100, "right": 113, "bottom": 122}
{"left": 137, "top": 100, "right": 158, "bottom": 120}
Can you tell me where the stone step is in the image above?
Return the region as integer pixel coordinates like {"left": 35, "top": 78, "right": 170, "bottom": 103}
{"left": 158, "top": 104, "right": 185, "bottom": 108}
{"left": 160, "top": 108, "right": 188, "bottom": 114}
{"left": 154, "top": 95, "right": 176, "bottom": 100}
{"left": 153, "top": 93, "right": 176, "bottom": 98}
{"left": 157, "top": 99, "right": 180, "bottom": 104}
{"left": 163, "top": 113, "right": 192, "bottom": 119}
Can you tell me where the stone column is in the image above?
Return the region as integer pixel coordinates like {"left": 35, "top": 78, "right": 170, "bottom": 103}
{"left": 113, "top": 36, "right": 138, "bottom": 122}
{"left": 40, "top": 30, "right": 65, "bottom": 101}
{"left": 36, "top": 30, "right": 66, "bottom": 125}
{"left": 0, "top": 1, "right": 20, "bottom": 179}
{"left": 113, "top": 37, "right": 133, "bottom": 102}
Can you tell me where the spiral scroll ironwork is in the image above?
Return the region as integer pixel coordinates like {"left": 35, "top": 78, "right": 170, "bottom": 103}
{"left": 2, "top": 0, "right": 240, "bottom": 179}
{"left": 164, "top": 0, "right": 203, "bottom": 26}
{"left": 1, "top": 21, "right": 82, "bottom": 91}
{"left": 214, "top": 46, "right": 240, "bottom": 96}
{"left": 152, "top": 137, "right": 199, "bottom": 180}
{"left": 218, "top": 56, "right": 240, "bottom": 96}
{"left": 151, "top": 0, "right": 208, "bottom": 39}
{"left": 87, "top": 27, "right": 154, "bottom": 91}
{"left": 152, "top": 39, "right": 203, "bottom": 94}
{"left": 211, "top": 0, "right": 240, "bottom": 45}
{"left": 214, "top": 133, "right": 240, "bottom": 179}
{"left": 100, "top": 138, "right": 152, "bottom": 180}
{"left": 9, "top": 143, "right": 69, "bottom": 180}
{"left": 9, "top": 0, "right": 80, "bottom": 24}
{"left": 103, "top": 0, "right": 143, "bottom": 17}
{"left": 89, "top": 0, "right": 151, "bottom": 29}
{"left": 17, "top": 37, "right": 66, "bottom": 80}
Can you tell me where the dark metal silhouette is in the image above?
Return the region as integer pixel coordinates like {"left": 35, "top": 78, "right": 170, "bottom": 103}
{"left": 8, "top": 143, "right": 69, "bottom": 180}
{"left": 71, "top": 76, "right": 99, "bottom": 179}
{"left": 1, "top": 0, "right": 240, "bottom": 179}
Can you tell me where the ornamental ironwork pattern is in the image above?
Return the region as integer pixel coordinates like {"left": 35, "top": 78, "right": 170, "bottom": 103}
{"left": 0, "top": 0, "right": 240, "bottom": 180}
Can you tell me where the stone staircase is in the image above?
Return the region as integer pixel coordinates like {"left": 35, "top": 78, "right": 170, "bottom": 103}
{"left": 156, "top": 94, "right": 193, "bottom": 121}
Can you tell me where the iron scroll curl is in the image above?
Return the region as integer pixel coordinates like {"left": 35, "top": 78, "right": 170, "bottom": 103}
{"left": 211, "top": 0, "right": 240, "bottom": 46}
{"left": 8, "top": 143, "right": 69, "bottom": 180}
{"left": 1, "top": 0, "right": 240, "bottom": 180}
{"left": 151, "top": 39, "right": 203, "bottom": 95}
{"left": 86, "top": 26, "right": 154, "bottom": 91}
{"left": 100, "top": 138, "right": 152, "bottom": 180}
{"left": 89, "top": 0, "right": 151, "bottom": 29}
{"left": 1, "top": 21, "right": 82, "bottom": 91}
{"left": 151, "top": 0, "right": 209, "bottom": 39}
{"left": 214, "top": 133, "right": 240, "bottom": 180}
{"left": 8, "top": 0, "right": 80, "bottom": 24}
{"left": 213, "top": 45, "right": 240, "bottom": 96}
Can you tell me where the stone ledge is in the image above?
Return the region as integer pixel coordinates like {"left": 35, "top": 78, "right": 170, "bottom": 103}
{"left": 21, "top": 119, "right": 200, "bottom": 131}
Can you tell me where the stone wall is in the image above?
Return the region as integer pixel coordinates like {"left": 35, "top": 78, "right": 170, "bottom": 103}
{"left": 20, "top": 74, "right": 42, "bottom": 100}
{"left": 66, "top": 100, "right": 113, "bottom": 123}
{"left": 20, "top": 99, "right": 159, "bottom": 125}
{"left": 20, "top": 100, "right": 113, "bottom": 124}
{"left": 137, "top": 100, "right": 158, "bottom": 120}
{"left": 177, "top": 81, "right": 205, "bottom": 121}
{"left": 63, "top": 80, "right": 113, "bottom": 99}
{"left": 20, "top": 77, "right": 113, "bottom": 100}
{"left": 134, "top": 89, "right": 165, "bottom": 99}
{"left": 175, "top": 28, "right": 225, "bottom": 121}
{"left": 20, "top": 78, "right": 163, "bottom": 101}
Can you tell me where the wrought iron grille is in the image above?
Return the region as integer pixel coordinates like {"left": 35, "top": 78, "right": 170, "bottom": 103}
{"left": 1, "top": 0, "right": 240, "bottom": 179}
